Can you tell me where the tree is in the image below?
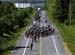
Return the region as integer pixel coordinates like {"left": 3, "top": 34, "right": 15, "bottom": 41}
{"left": 52, "top": 0, "right": 69, "bottom": 23}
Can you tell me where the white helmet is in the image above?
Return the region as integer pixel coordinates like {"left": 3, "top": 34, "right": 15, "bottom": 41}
{"left": 38, "top": 8, "right": 41, "bottom": 11}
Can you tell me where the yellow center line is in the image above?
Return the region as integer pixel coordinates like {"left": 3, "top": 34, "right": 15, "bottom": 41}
{"left": 40, "top": 34, "right": 42, "bottom": 55}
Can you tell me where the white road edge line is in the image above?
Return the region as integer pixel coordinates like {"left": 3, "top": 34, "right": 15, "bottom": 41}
{"left": 23, "top": 38, "right": 30, "bottom": 55}
{"left": 51, "top": 35, "right": 59, "bottom": 55}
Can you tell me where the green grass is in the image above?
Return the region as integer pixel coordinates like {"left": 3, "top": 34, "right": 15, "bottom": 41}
{"left": 45, "top": 0, "right": 75, "bottom": 55}
{"left": 60, "top": 25, "right": 75, "bottom": 55}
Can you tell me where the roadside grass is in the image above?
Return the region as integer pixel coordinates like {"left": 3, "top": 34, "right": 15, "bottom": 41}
{"left": 60, "top": 25, "right": 75, "bottom": 55}
{"left": 45, "top": 0, "right": 75, "bottom": 55}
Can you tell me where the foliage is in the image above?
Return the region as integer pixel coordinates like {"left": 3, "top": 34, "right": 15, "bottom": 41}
{"left": 52, "top": 0, "right": 69, "bottom": 23}
{"left": 0, "top": 1, "right": 34, "bottom": 55}
{"left": 46, "top": 0, "right": 75, "bottom": 25}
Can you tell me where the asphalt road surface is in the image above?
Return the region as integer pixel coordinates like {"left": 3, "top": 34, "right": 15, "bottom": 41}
{"left": 11, "top": 10, "right": 67, "bottom": 55}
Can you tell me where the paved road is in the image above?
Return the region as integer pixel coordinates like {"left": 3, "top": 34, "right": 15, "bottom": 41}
{"left": 39, "top": 11, "right": 67, "bottom": 55}
{"left": 11, "top": 10, "right": 67, "bottom": 55}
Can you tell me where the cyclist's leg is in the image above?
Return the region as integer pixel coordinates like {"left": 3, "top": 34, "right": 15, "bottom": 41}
{"left": 31, "top": 43, "right": 33, "bottom": 51}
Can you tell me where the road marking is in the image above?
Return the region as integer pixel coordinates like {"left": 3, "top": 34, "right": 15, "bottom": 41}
{"left": 23, "top": 38, "right": 30, "bottom": 55}
{"left": 51, "top": 35, "right": 59, "bottom": 55}
{"left": 40, "top": 36, "right": 42, "bottom": 55}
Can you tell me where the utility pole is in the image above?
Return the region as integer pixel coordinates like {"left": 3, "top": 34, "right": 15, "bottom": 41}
{"left": 69, "top": 0, "right": 71, "bottom": 26}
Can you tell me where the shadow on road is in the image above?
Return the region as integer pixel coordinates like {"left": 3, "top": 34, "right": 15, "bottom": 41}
{"left": 41, "top": 32, "right": 55, "bottom": 37}
{"left": 3, "top": 46, "right": 30, "bottom": 52}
